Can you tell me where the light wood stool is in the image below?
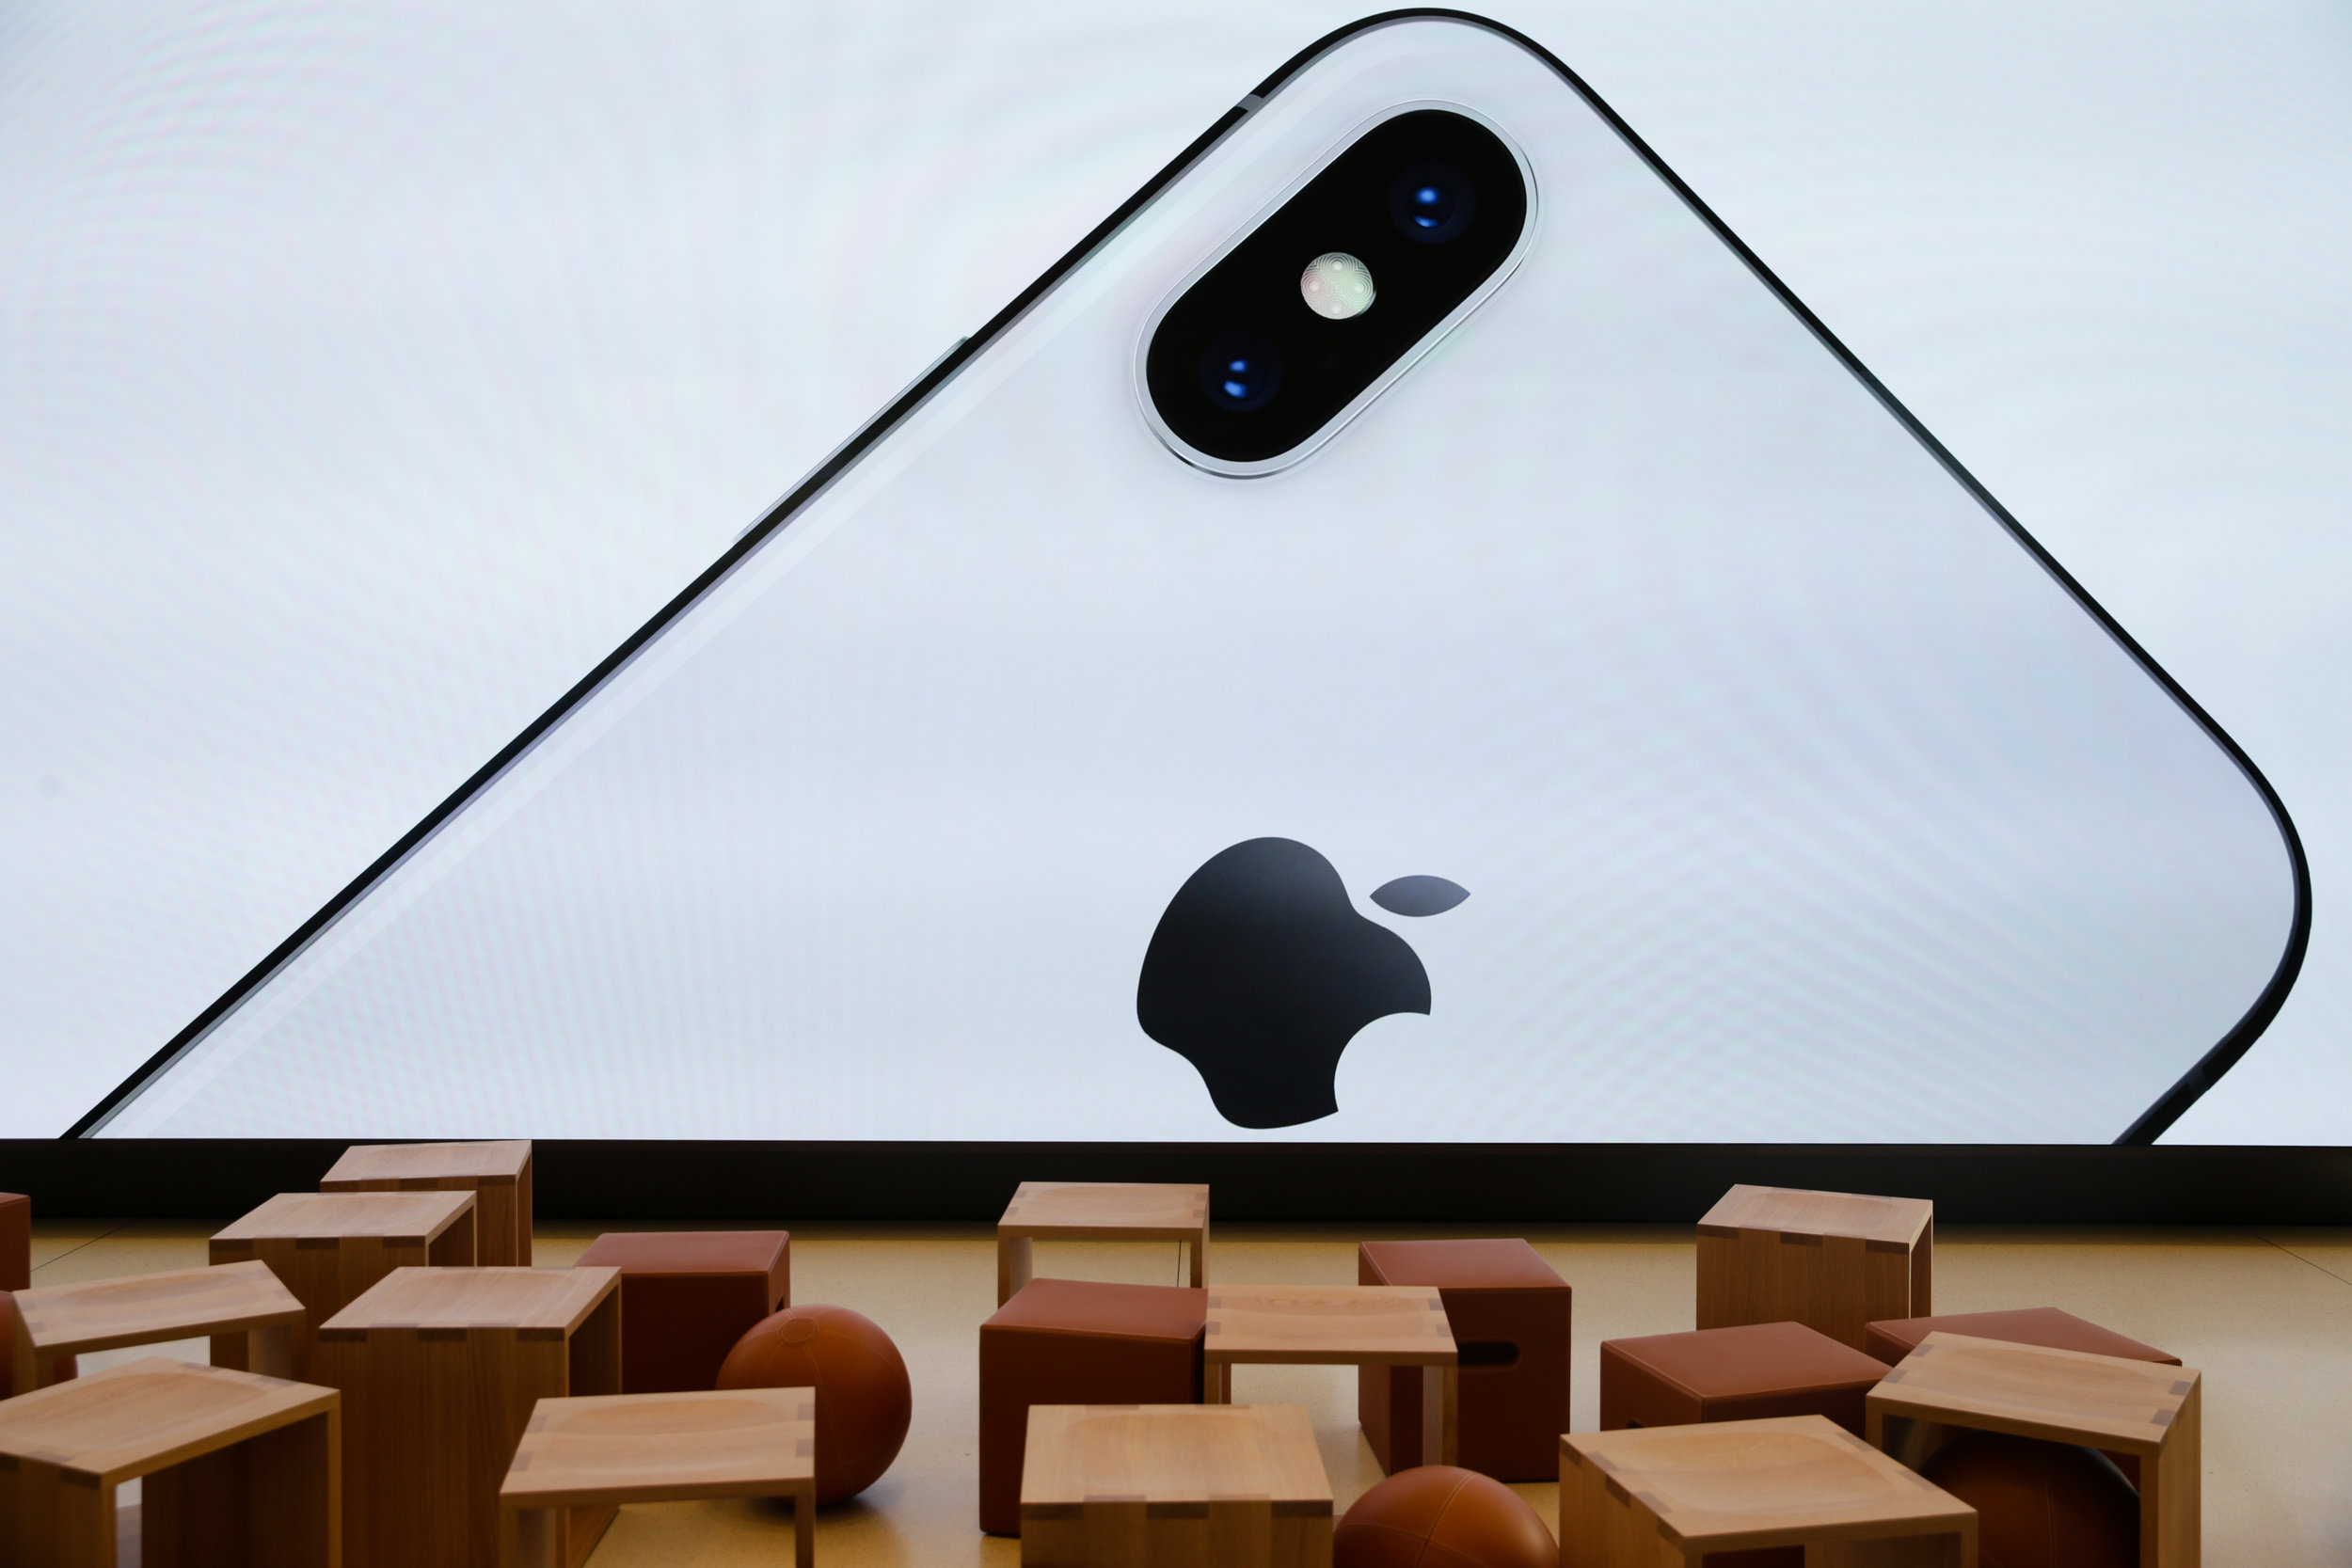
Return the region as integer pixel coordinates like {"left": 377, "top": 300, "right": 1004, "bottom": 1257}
{"left": 1561, "top": 1413, "right": 1977, "bottom": 1566}
{"left": 1203, "top": 1286, "right": 1457, "bottom": 1466}
{"left": 501, "top": 1387, "right": 816, "bottom": 1568}
{"left": 1696, "top": 1184, "right": 1933, "bottom": 1350}
{"left": 322, "top": 1140, "right": 534, "bottom": 1265}
{"left": 0, "top": 1356, "right": 339, "bottom": 1568}
{"left": 212, "top": 1190, "right": 477, "bottom": 1380}
{"left": 1868, "top": 1331, "right": 2199, "bottom": 1568}
{"left": 1020, "top": 1403, "right": 1332, "bottom": 1568}
{"left": 316, "top": 1265, "right": 621, "bottom": 1568}
{"left": 7, "top": 1259, "right": 305, "bottom": 1393}
{"left": 997, "top": 1182, "right": 1208, "bottom": 1306}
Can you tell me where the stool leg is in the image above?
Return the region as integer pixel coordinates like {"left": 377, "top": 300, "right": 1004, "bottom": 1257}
{"left": 1186, "top": 1234, "right": 1205, "bottom": 1289}
{"left": 508, "top": 1507, "right": 561, "bottom": 1568}
{"left": 246, "top": 1324, "right": 294, "bottom": 1380}
{"left": 997, "top": 1236, "right": 1033, "bottom": 1307}
{"left": 1206, "top": 1360, "right": 1232, "bottom": 1404}
{"left": 0, "top": 1464, "right": 114, "bottom": 1568}
{"left": 1422, "top": 1364, "right": 1459, "bottom": 1467}
{"left": 792, "top": 1485, "right": 815, "bottom": 1568}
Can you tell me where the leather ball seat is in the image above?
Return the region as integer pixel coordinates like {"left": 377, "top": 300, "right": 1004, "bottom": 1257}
{"left": 1334, "top": 1465, "right": 1557, "bottom": 1568}
{"left": 1922, "top": 1431, "right": 2138, "bottom": 1568}
{"left": 716, "top": 1304, "right": 911, "bottom": 1504}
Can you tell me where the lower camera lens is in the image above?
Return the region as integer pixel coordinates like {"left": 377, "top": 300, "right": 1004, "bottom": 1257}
{"left": 1198, "top": 331, "right": 1283, "bottom": 411}
{"left": 1388, "top": 160, "right": 1476, "bottom": 244}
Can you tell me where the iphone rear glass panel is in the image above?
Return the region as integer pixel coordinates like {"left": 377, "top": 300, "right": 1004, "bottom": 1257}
{"left": 92, "top": 17, "right": 2300, "bottom": 1144}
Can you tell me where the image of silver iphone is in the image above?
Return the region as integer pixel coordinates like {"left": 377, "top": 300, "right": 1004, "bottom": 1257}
{"left": 81, "top": 13, "right": 2305, "bottom": 1145}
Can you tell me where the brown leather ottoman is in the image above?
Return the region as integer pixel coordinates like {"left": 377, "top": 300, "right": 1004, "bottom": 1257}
{"left": 0, "top": 1193, "right": 27, "bottom": 1291}
{"left": 0, "top": 1291, "right": 75, "bottom": 1399}
{"left": 1601, "top": 1321, "right": 1891, "bottom": 1436}
{"left": 979, "top": 1277, "right": 1204, "bottom": 1536}
{"left": 1863, "top": 1305, "right": 2177, "bottom": 1370}
{"left": 1358, "top": 1238, "right": 1569, "bottom": 1481}
{"left": 574, "top": 1230, "right": 789, "bottom": 1394}
{"left": 1866, "top": 1306, "right": 2178, "bottom": 1486}
{"left": 0, "top": 1194, "right": 73, "bottom": 1398}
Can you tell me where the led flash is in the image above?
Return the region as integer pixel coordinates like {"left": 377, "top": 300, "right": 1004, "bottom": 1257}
{"left": 1300, "top": 252, "right": 1375, "bottom": 320}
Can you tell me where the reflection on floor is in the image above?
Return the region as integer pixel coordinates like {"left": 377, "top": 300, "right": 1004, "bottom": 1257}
{"left": 32, "top": 1219, "right": 2352, "bottom": 1565}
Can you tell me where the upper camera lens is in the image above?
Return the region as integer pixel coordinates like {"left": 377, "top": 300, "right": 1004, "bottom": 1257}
{"left": 1388, "top": 160, "right": 1476, "bottom": 244}
{"left": 1198, "top": 331, "right": 1283, "bottom": 411}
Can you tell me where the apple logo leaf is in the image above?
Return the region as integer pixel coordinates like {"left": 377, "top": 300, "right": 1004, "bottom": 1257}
{"left": 1136, "top": 837, "right": 1434, "bottom": 1129}
{"left": 1370, "top": 875, "right": 1470, "bottom": 917}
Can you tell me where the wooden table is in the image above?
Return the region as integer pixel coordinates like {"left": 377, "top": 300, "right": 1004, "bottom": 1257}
{"left": 501, "top": 1387, "right": 817, "bottom": 1568}
{"left": 1020, "top": 1403, "right": 1331, "bottom": 1568}
{"left": 323, "top": 1140, "right": 534, "bottom": 1266}
{"left": 7, "top": 1259, "right": 306, "bottom": 1393}
{"left": 997, "top": 1182, "right": 1209, "bottom": 1306}
{"left": 1868, "top": 1331, "right": 2200, "bottom": 1568}
{"left": 316, "top": 1266, "right": 622, "bottom": 1568}
{"left": 1203, "top": 1287, "right": 1457, "bottom": 1466}
{"left": 0, "top": 1356, "right": 340, "bottom": 1567}
{"left": 1697, "top": 1184, "right": 1933, "bottom": 1350}
{"left": 213, "top": 1189, "right": 478, "bottom": 1380}
{"left": 1561, "top": 1414, "right": 1978, "bottom": 1566}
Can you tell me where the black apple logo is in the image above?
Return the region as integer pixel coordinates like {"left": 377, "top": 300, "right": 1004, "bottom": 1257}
{"left": 1136, "top": 837, "right": 1469, "bottom": 1128}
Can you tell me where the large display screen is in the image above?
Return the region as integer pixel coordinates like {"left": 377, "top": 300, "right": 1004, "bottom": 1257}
{"left": 5, "top": 5, "right": 2338, "bottom": 1145}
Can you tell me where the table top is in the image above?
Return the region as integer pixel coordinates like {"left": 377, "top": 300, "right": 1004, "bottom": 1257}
{"left": 1868, "top": 1331, "right": 2199, "bottom": 1452}
{"left": 1698, "top": 1185, "right": 1933, "bottom": 1249}
{"left": 1021, "top": 1404, "right": 1330, "bottom": 1510}
{"left": 11, "top": 1259, "right": 305, "bottom": 1355}
{"left": 321, "top": 1139, "right": 532, "bottom": 1186}
{"left": 998, "top": 1182, "right": 1209, "bottom": 1239}
{"left": 321, "top": 1266, "right": 618, "bottom": 1335}
{"left": 1564, "top": 1415, "right": 1972, "bottom": 1551}
{"left": 1204, "top": 1286, "right": 1454, "bottom": 1366}
{"left": 501, "top": 1387, "right": 815, "bottom": 1508}
{"left": 214, "top": 1189, "right": 476, "bottom": 1246}
{"left": 0, "top": 1356, "right": 337, "bottom": 1485}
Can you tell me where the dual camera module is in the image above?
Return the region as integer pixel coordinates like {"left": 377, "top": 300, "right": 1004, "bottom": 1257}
{"left": 1143, "top": 109, "right": 1528, "bottom": 471}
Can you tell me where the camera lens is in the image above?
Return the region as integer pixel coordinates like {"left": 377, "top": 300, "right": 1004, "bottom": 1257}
{"left": 1388, "top": 160, "right": 1476, "bottom": 244}
{"left": 1198, "top": 331, "right": 1283, "bottom": 411}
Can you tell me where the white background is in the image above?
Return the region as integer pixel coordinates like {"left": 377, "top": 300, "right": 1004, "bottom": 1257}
{"left": 1, "top": 1, "right": 2344, "bottom": 1140}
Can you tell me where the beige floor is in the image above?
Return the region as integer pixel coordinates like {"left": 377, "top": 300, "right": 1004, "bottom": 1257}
{"left": 29, "top": 1219, "right": 2352, "bottom": 1563}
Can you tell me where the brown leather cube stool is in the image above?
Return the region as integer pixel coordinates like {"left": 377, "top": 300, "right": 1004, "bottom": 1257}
{"left": 575, "top": 1230, "right": 790, "bottom": 1394}
{"left": 0, "top": 1291, "right": 76, "bottom": 1399}
{"left": 1602, "top": 1321, "right": 1891, "bottom": 1436}
{"left": 1863, "top": 1304, "right": 2176, "bottom": 1370}
{"left": 1357, "top": 1238, "right": 1568, "bottom": 1481}
{"left": 1866, "top": 1305, "right": 2178, "bottom": 1486}
{"left": 0, "top": 1193, "right": 28, "bottom": 1291}
{"left": 978, "top": 1277, "right": 1204, "bottom": 1536}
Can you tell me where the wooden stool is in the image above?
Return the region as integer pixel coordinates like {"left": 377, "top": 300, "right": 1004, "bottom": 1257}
{"left": 212, "top": 1190, "right": 477, "bottom": 1380}
{"left": 1868, "top": 1331, "right": 2199, "bottom": 1568}
{"left": 501, "top": 1386, "right": 816, "bottom": 1568}
{"left": 1021, "top": 1403, "right": 1332, "bottom": 1568}
{"left": 997, "top": 1182, "right": 1208, "bottom": 1306}
{"left": 1561, "top": 1414, "right": 1976, "bottom": 1566}
{"left": 573, "top": 1230, "right": 789, "bottom": 1393}
{"left": 1358, "top": 1238, "right": 1568, "bottom": 1480}
{"left": 1205, "top": 1287, "right": 1457, "bottom": 1465}
{"left": 315, "top": 1265, "right": 622, "bottom": 1568}
{"left": 1697, "top": 1184, "right": 1932, "bottom": 1350}
{"left": 322, "top": 1140, "right": 534, "bottom": 1265}
{"left": 980, "top": 1279, "right": 1206, "bottom": 1537}
{"left": 0, "top": 1356, "right": 339, "bottom": 1568}
{"left": 7, "top": 1259, "right": 304, "bottom": 1392}
{"left": 1601, "top": 1321, "right": 1892, "bottom": 1436}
